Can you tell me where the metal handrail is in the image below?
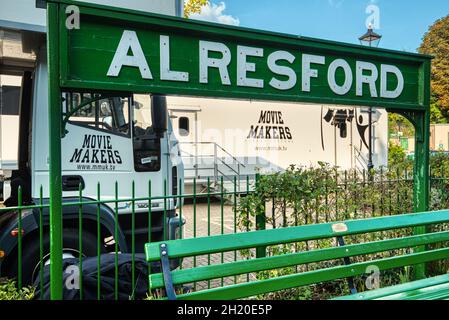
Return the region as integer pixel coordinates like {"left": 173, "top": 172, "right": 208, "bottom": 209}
{"left": 179, "top": 142, "right": 246, "bottom": 168}
{"left": 179, "top": 141, "right": 249, "bottom": 192}
{"left": 353, "top": 145, "right": 369, "bottom": 174}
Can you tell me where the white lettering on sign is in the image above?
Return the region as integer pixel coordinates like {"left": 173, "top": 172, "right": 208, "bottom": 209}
{"left": 160, "top": 35, "right": 189, "bottom": 82}
{"left": 356, "top": 61, "right": 378, "bottom": 97}
{"left": 107, "top": 30, "right": 152, "bottom": 79}
{"left": 302, "top": 54, "right": 325, "bottom": 92}
{"left": 199, "top": 40, "right": 232, "bottom": 85}
{"left": 237, "top": 45, "right": 264, "bottom": 88}
{"left": 328, "top": 59, "right": 353, "bottom": 96}
{"left": 105, "top": 30, "right": 406, "bottom": 100}
{"left": 268, "top": 51, "right": 296, "bottom": 91}
{"left": 380, "top": 64, "right": 404, "bottom": 98}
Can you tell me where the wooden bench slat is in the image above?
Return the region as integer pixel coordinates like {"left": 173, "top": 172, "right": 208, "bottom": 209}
{"left": 149, "top": 230, "right": 449, "bottom": 289}
{"left": 174, "top": 247, "right": 449, "bottom": 300}
{"left": 333, "top": 273, "right": 449, "bottom": 300}
{"left": 145, "top": 210, "right": 449, "bottom": 262}
{"left": 386, "top": 284, "right": 449, "bottom": 300}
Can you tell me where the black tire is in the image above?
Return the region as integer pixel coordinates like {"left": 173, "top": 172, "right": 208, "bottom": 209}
{"left": 6, "top": 228, "right": 106, "bottom": 286}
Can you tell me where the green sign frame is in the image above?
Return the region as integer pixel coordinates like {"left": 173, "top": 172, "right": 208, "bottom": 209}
{"left": 57, "top": 0, "right": 430, "bottom": 111}
{"left": 45, "top": 0, "right": 431, "bottom": 299}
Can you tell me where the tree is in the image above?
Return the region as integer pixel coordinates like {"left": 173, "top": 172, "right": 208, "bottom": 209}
{"left": 388, "top": 141, "right": 407, "bottom": 168}
{"left": 184, "top": 0, "right": 208, "bottom": 18}
{"left": 418, "top": 14, "right": 449, "bottom": 118}
{"left": 430, "top": 97, "right": 446, "bottom": 124}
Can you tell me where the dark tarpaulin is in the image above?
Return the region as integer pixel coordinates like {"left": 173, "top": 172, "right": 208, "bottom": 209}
{"left": 34, "top": 254, "right": 150, "bottom": 300}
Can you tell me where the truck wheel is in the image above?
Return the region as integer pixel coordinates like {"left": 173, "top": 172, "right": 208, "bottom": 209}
{"left": 8, "top": 228, "right": 106, "bottom": 286}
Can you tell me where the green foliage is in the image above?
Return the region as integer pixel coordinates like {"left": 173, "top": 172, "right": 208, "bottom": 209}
{"left": 418, "top": 14, "right": 449, "bottom": 118}
{"left": 388, "top": 113, "right": 414, "bottom": 138}
{"left": 184, "top": 0, "right": 208, "bottom": 18}
{"left": 430, "top": 99, "right": 447, "bottom": 124}
{"left": 0, "top": 279, "right": 35, "bottom": 300}
{"left": 237, "top": 157, "right": 449, "bottom": 300}
{"left": 388, "top": 141, "right": 407, "bottom": 168}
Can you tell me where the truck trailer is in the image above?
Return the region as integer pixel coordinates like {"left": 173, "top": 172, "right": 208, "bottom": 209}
{"left": 0, "top": 0, "right": 184, "bottom": 285}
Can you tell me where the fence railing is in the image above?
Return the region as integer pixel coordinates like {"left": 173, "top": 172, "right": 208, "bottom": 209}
{"left": 0, "top": 167, "right": 448, "bottom": 300}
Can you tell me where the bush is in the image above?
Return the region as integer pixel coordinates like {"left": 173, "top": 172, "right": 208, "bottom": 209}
{"left": 388, "top": 142, "right": 407, "bottom": 169}
{"left": 0, "top": 279, "right": 35, "bottom": 300}
{"left": 236, "top": 160, "right": 449, "bottom": 300}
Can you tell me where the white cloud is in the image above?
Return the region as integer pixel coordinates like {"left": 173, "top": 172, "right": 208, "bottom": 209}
{"left": 328, "top": 0, "right": 345, "bottom": 8}
{"left": 190, "top": 1, "right": 240, "bottom": 26}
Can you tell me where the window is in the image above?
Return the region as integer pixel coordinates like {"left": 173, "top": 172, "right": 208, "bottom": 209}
{"left": 178, "top": 117, "right": 189, "bottom": 136}
{"left": 133, "top": 94, "right": 152, "bottom": 137}
{"left": 132, "top": 94, "right": 160, "bottom": 172}
{"left": 66, "top": 92, "right": 130, "bottom": 137}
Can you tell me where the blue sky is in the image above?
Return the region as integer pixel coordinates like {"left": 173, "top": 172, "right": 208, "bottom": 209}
{"left": 192, "top": 0, "right": 449, "bottom": 53}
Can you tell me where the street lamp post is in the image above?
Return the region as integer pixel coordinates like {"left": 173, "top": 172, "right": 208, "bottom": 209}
{"left": 359, "top": 24, "right": 382, "bottom": 173}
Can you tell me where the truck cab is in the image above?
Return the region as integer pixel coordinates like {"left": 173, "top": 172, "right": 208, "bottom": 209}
{"left": 0, "top": 33, "right": 184, "bottom": 284}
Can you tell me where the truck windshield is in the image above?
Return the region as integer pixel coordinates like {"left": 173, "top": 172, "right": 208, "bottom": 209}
{"left": 66, "top": 92, "right": 130, "bottom": 137}
{"left": 133, "top": 94, "right": 153, "bottom": 137}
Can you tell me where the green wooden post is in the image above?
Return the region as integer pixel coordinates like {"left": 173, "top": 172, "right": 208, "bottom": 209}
{"left": 412, "top": 110, "right": 430, "bottom": 279}
{"left": 412, "top": 60, "right": 432, "bottom": 280}
{"left": 47, "top": 1, "right": 64, "bottom": 300}
{"left": 392, "top": 61, "right": 432, "bottom": 280}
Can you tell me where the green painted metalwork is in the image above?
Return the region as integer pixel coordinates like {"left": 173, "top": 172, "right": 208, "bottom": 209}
{"left": 96, "top": 183, "right": 101, "bottom": 300}
{"left": 17, "top": 186, "right": 22, "bottom": 290}
{"left": 163, "top": 180, "right": 167, "bottom": 241}
{"left": 149, "top": 230, "right": 449, "bottom": 289}
{"left": 114, "top": 182, "right": 119, "bottom": 300}
{"left": 131, "top": 181, "right": 136, "bottom": 300}
{"left": 177, "top": 247, "right": 449, "bottom": 300}
{"left": 78, "top": 184, "right": 83, "bottom": 300}
{"left": 54, "top": 0, "right": 430, "bottom": 111}
{"left": 334, "top": 273, "right": 449, "bottom": 300}
{"left": 255, "top": 174, "right": 266, "bottom": 258}
{"left": 146, "top": 209, "right": 449, "bottom": 261}
{"left": 147, "top": 180, "right": 152, "bottom": 294}
{"left": 42, "top": 0, "right": 431, "bottom": 300}
{"left": 146, "top": 209, "right": 449, "bottom": 299}
{"left": 47, "top": 1, "right": 64, "bottom": 300}
{"left": 39, "top": 186, "right": 44, "bottom": 299}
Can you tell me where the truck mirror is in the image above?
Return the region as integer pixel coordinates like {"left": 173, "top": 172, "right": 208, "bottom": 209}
{"left": 151, "top": 94, "right": 168, "bottom": 138}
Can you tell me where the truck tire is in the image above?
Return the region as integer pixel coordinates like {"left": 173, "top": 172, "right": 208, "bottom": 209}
{"left": 7, "top": 228, "right": 106, "bottom": 286}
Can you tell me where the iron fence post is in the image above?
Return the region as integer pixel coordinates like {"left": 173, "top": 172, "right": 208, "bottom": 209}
{"left": 47, "top": 1, "right": 63, "bottom": 300}
{"left": 255, "top": 174, "right": 266, "bottom": 258}
{"left": 214, "top": 143, "right": 218, "bottom": 186}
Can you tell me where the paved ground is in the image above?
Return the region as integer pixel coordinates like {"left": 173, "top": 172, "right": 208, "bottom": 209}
{"left": 179, "top": 201, "right": 257, "bottom": 290}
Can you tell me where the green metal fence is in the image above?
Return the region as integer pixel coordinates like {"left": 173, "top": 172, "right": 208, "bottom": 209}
{"left": 1, "top": 166, "right": 448, "bottom": 300}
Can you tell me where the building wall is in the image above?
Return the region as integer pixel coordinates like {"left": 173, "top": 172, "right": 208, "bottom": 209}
{"left": 168, "top": 96, "right": 389, "bottom": 171}
{"left": 432, "top": 124, "right": 449, "bottom": 151}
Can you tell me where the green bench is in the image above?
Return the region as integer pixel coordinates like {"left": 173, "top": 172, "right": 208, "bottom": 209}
{"left": 145, "top": 210, "right": 449, "bottom": 300}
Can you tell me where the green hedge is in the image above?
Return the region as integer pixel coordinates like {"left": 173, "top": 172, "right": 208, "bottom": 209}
{"left": 0, "top": 279, "right": 35, "bottom": 300}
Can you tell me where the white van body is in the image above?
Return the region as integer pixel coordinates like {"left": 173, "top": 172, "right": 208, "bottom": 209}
{"left": 0, "top": 0, "right": 183, "bottom": 209}
{"left": 167, "top": 96, "right": 389, "bottom": 191}
{"left": 0, "top": 0, "right": 185, "bottom": 282}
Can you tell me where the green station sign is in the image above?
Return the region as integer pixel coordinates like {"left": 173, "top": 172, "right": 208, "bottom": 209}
{"left": 59, "top": 2, "right": 431, "bottom": 110}
{"left": 45, "top": 0, "right": 432, "bottom": 300}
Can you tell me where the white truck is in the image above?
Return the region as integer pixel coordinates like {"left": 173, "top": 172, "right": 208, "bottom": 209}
{"left": 0, "top": 0, "right": 184, "bottom": 284}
